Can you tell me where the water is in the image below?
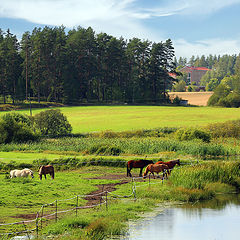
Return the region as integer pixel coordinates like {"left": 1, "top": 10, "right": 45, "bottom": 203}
{"left": 122, "top": 194, "right": 240, "bottom": 240}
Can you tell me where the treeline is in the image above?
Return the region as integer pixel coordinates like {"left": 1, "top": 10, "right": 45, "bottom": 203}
{"left": 0, "top": 27, "right": 176, "bottom": 105}
{"left": 175, "top": 54, "right": 240, "bottom": 90}
{"left": 176, "top": 54, "right": 240, "bottom": 72}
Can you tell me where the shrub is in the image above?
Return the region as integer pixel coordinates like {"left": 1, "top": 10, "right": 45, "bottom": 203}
{"left": 1, "top": 112, "right": 33, "bottom": 126}
{"left": 0, "top": 112, "right": 38, "bottom": 143}
{"left": 224, "top": 92, "right": 240, "bottom": 107}
{"left": 0, "top": 119, "right": 8, "bottom": 144}
{"left": 172, "top": 96, "right": 182, "bottom": 105}
{"left": 34, "top": 109, "right": 72, "bottom": 136}
{"left": 175, "top": 128, "right": 211, "bottom": 143}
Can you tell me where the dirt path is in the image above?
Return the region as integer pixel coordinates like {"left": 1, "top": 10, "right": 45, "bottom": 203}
{"left": 85, "top": 174, "right": 131, "bottom": 206}
{"left": 11, "top": 174, "right": 132, "bottom": 220}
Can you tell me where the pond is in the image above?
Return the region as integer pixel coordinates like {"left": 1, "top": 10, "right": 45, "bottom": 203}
{"left": 122, "top": 194, "right": 240, "bottom": 240}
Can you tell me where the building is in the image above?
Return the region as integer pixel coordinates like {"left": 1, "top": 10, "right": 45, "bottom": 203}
{"left": 180, "top": 66, "right": 210, "bottom": 86}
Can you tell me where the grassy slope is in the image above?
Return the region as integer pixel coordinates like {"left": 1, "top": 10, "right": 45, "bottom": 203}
{"left": 1, "top": 105, "right": 240, "bottom": 133}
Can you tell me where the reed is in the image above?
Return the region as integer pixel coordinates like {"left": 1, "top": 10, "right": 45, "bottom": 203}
{"left": 0, "top": 137, "right": 237, "bottom": 158}
{"left": 170, "top": 161, "right": 240, "bottom": 190}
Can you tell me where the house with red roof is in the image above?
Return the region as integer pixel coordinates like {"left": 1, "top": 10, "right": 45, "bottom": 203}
{"left": 180, "top": 66, "right": 210, "bottom": 86}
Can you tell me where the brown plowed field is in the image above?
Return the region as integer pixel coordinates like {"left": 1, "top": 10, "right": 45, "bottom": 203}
{"left": 168, "top": 92, "right": 213, "bottom": 106}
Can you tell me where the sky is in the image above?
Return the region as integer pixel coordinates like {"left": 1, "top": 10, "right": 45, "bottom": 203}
{"left": 0, "top": 0, "right": 240, "bottom": 59}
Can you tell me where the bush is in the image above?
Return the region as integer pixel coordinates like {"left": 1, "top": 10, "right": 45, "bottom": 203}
{"left": 172, "top": 96, "right": 182, "bottom": 105}
{"left": 34, "top": 109, "right": 72, "bottom": 136}
{"left": 175, "top": 128, "right": 211, "bottom": 143}
{"left": 1, "top": 112, "right": 33, "bottom": 126}
{"left": 0, "top": 119, "right": 8, "bottom": 144}
{"left": 0, "top": 113, "right": 38, "bottom": 143}
{"left": 224, "top": 92, "right": 240, "bottom": 107}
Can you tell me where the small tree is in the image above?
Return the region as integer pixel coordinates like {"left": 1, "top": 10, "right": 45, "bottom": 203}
{"left": 172, "top": 80, "right": 186, "bottom": 92}
{"left": 207, "top": 83, "right": 231, "bottom": 106}
{"left": 34, "top": 109, "right": 72, "bottom": 136}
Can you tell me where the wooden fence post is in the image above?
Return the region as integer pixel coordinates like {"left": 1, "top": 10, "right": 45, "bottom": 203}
{"left": 132, "top": 178, "right": 136, "bottom": 201}
{"left": 55, "top": 200, "right": 58, "bottom": 222}
{"left": 106, "top": 192, "right": 108, "bottom": 211}
{"left": 40, "top": 206, "right": 44, "bottom": 230}
{"left": 36, "top": 212, "right": 39, "bottom": 238}
{"left": 76, "top": 196, "right": 78, "bottom": 217}
{"left": 22, "top": 221, "right": 30, "bottom": 240}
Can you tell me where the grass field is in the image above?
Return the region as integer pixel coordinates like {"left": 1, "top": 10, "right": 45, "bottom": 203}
{"left": 1, "top": 104, "right": 240, "bottom": 238}
{"left": 0, "top": 166, "right": 127, "bottom": 222}
{"left": 1, "top": 105, "right": 240, "bottom": 133}
{"left": 1, "top": 162, "right": 239, "bottom": 238}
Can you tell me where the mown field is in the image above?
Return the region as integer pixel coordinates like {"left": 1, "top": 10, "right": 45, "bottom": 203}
{"left": 0, "top": 105, "right": 240, "bottom": 133}
{"left": 168, "top": 92, "right": 213, "bottom": 106}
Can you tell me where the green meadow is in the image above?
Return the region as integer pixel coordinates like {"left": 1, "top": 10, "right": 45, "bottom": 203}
{"left": 1, "top": 105, "right": 240, "bottom": 133}
{"left": 1, "top": 105, "right": 240, "bottom": 239}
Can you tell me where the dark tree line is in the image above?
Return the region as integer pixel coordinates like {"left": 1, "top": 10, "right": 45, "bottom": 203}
{"left": 0, "top": 26, "right": 177, "bottom": 105}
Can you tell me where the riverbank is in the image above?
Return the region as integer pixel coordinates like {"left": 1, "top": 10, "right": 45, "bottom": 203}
{"left": 122, "top": 193, "right": 240, "bottom": 240}
{"left": 36, "top": 161, "right": 240, "bottom": 239}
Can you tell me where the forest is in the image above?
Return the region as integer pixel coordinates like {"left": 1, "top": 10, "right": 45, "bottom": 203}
{"left": 1, "top": 25, "right": 240, "bottom": 107}
{"left": 0, "top": 26, "right": 176, "bottom": 105}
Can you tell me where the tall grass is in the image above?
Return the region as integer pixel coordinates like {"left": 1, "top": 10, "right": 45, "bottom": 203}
{"left": 0, "top": 137, "right": 237, "bottom": 158}
{"left": 170, "top": 161, "right": 240, "bottom": 190}
{"left": 206, "top": 119, "right": 240, "bottom": 138}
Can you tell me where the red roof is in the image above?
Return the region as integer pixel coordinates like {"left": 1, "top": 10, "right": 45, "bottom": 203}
{"left": 168, "top": 72, "right": 177, "bottom": 78}
{"left": 184, "top": 66, "right": 210, "bottom": 71}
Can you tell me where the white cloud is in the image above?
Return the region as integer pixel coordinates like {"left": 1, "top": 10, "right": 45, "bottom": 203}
{"left": 1, "top": 0, "right": 240, "bottom": 58}
{"left": 139, "top": 0, "right": 240, "bottom": 17}
{"left": 180, "top": 0, "right": 240, "bottom": 15}
{"left": 1, "top": 0, "right": 239, "bottom": 31}
{"left": 174, "top": 38, "right": 240, "bottom": 58}
{"left": 0, "top": 0, "right": 155, "bottom": 39}
{"left": 1, "top": 0, "right": 240, "bottom": 39}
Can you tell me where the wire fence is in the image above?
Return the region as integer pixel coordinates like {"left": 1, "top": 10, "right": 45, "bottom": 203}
{"left": 0, "top": 161, "right": 197, "bottom": 239}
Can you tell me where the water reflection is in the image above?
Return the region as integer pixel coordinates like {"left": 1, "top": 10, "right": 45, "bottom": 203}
{"left": 122, "top": 194, "right": 240, "bottom": 240}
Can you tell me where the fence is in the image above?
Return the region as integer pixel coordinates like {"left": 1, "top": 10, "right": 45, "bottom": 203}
{"left": 0, "top": 161, "right": 196, "bottom": 238}
{"left": 0, "top": 173, "right": 169, "bottom": 238}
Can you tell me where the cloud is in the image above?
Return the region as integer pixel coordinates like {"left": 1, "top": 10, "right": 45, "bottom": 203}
{"left": 174, "top": 38, "right": 240, "bottom": 58}
{"left": 131, "top": 0, "right": 240, "bottom": 19}
{"left": 0, "top": 0, "right": 155, "bottom": 39}
{"left": 1, "top": 0, "right": 240, "bottom": 58}
{"left": 1, "top": 0, "right": 239, "bottom": 29}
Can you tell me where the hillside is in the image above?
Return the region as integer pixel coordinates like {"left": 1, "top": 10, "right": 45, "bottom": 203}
{"left": 169, "top": 92, "right": 213, "bottom": 106}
